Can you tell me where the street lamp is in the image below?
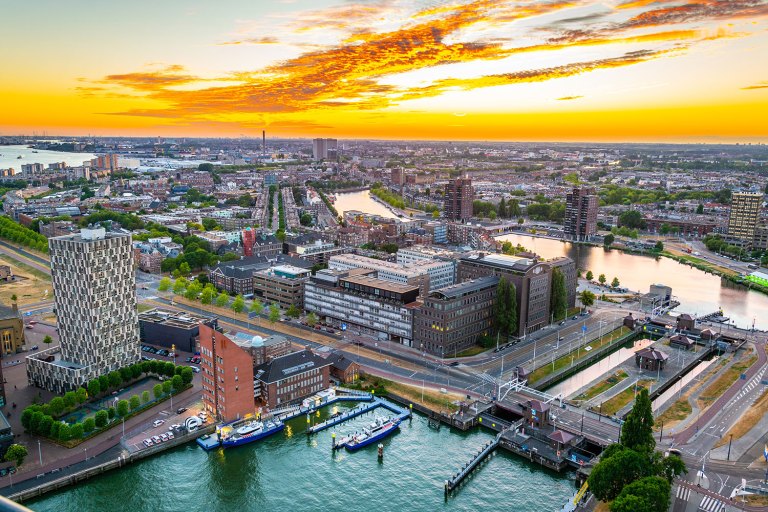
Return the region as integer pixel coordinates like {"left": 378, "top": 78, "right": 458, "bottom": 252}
{"left": 37, "top": 440, "right": 42, "bottom": 467}
{"left": 84, "top": 447, "right": 87, "bottom": 462}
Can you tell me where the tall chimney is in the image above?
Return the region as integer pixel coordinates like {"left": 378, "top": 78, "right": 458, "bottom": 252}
{"left": 262, "top": 130, "right": 266, "bottom": 155}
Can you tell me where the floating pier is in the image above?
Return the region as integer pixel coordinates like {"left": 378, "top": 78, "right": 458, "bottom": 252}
{"left": 445, "top": 432, "right": 502, "bottom": 493}
{"left": 309, "top": 397, "right": 411, "bottom": 435}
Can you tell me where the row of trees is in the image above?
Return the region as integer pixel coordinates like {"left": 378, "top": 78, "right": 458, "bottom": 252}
{"left": 550, "top": 268, "right": 568, "bottom": 321}
{"left": 161, "top": 277, "right": 286, "bottom": 325}
{"left": 21, "top": 364, "right": 192, "bottom": 443}
{"left": 267, "top": 185, "right": 277, "bottom": 229}
{"left": 587, "top": 389, "right": 686, "bottom": 511}
{"left": 0, "top": 216, "right": 49, "bottom": 253}
{"left": 584, "top": 270, "right": 621, "bottom": 289}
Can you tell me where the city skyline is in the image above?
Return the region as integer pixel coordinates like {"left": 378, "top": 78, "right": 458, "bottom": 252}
{"left": 2, "top": 0, "right": 767, "bottom": 142}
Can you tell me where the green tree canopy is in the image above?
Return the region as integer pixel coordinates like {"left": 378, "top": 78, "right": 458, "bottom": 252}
{"left": 621, "top": 388, "right": 655, "bottom": 452}
{"left": 231, "top": 294, "right": 245, "bottom": 313}
{"left": 215, "top": 292, "right": 230, "bottom": 308}
{"left": 588, "top": 445, "right": 652, "bottom": 502}
{"left": 585, "top": 270, "right": 594, "bottom": 281}
{"left": 550, "top": 268, "right": 567, "bottom": 321}
{"left": 4, "top": 444, "right": 27, "bottom": 467}
{"left": 158, "top": 277, "right": 172, "bottom": 292}
{"left": 269, "top": 303, "right": 281, "bottom": 324}
{"left": 610, "top": 476, "right": 670, "bottom": 512}
{"left": 579, "top": 290, "right": 596, "bottom": 307}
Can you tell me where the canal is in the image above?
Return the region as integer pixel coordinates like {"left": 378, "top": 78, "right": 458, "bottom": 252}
{"left": 28, "top": 404, "right": 574, "bottom": 511}
{"left": 497, "top": 233, "right": 768, "bottom": 330}
{"left": 333, "top": 190, "right": 398, "bottom": 219}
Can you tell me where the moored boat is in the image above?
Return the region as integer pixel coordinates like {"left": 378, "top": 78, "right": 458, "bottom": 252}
{"left": 221, "top": 418, "right": 284, "bottom": 448}
{"left": 343, "top": 416, "right": 400, "bottom": 451}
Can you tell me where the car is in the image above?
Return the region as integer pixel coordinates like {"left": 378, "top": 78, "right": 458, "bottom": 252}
{"left": 160, "top": 433, "right": 169, "bottom": 441}
{"left": 448, "top": 361, "right": 460, "bottom": 367}
{"left": 25, "top": 324, "right": 33, "bottom": 329}
{"left": 31, "top": 345, "right": 39, "bottom": 351}
{"left": 152, "top": 419, "right": 165, "bottom": 427}
{"left": 169, "top": 424, "right": 182, "bottom": 431}
{"left": 189, "top": 366, "right": 200, "bottom": 373}
{"left": 176, "top": 408, "right": 188, "bottom": 414}
{"left": 559, "top": 320, "right": 566, "bottom": 326}
{"left": 151, "top": 436, "right": 161, "bottom": 444}
{"left": 141, "top": 286, "right": 148, "bottom": 290}
{"left": 666, "top": 448, "right": 682, "bottom": 457}
{"left": 28, "top": 321, "right": 37, "bottom": 325}
{"left": 143, "top": 439, "right": 153, "bottom": 447}
{"left": 572, "top": 316, "right": 578, "bottom": 320}
{"left": 141, "top": 356, "right": 150, "bottom": 361}
{"left": 185, "top": 357, "right": 192, "bottom": 362}
{"left": 558, "top": 336, "right": 564, "bottom": 341}
{"left": 167, "top": 432, "right": 175, "bottom": 440}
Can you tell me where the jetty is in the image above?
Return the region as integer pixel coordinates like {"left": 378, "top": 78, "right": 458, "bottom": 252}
{"left": 309, "top": 397, "right": 410, "bottom": 435}
{"left": 445, "top": 430, "right": 503, "bottom": 493}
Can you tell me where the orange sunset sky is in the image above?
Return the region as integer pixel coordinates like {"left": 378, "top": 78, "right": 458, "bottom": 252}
{"left": 2, "top": 0, "right": 768, "bottom": 142}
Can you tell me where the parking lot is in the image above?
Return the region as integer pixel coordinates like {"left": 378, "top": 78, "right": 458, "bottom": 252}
{"left": 140, "top": 344, "right": 201, "bottom": 374}
{"left": 123, "top": 402, "right": 211, "bottom": 454}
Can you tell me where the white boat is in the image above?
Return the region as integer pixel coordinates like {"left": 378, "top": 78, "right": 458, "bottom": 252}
{"left": 236, "top": 421, "right": 263, "bottom": 435}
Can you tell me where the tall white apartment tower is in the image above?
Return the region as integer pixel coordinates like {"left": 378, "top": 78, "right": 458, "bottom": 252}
{"left": 27, "top": 228, "right": 140, "bottom": 392}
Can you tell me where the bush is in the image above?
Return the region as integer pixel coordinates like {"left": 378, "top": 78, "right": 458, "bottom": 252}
{"left": 83, "top": 417, "right": 96, "bottom": 433}
{"left": 70, "top": 423, "right": 84, "bottom": 439}
{"left": 181, "top": 367, "right": 193, "bottom": 385}
{"left": 116, "top": 400, "right": 129, "bottom": 417}
{"left": 172, "top": 375, "right": 183, "bottom": 390}
{"left": 162, "top": 381, "right": 172, "bottom": 394}
{"left": 142, "top": 391, "right": 150, "bottom": 404}
{"left": 129, "top": 395, "right": 141, "bottom": 411}
{"left": 58, "top": 423, "right": 71, "bottom": 442}
{"left": 95, "top": 410, "right": 108, "bottom": 428}
{"left": 50, "top": 421, "right": 61, "bottom": 439}
{"left": 153, "top": 383, "right": 163, "bottom": 400}
{"left": 107, "top": 407, "right": 116, "bottom": 419}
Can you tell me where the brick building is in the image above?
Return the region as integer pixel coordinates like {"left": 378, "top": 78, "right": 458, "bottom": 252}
{"left": 254, "top": 350, "right": 332, "bottom": 408}
{"left": 199, "top": 323, "right": 255, "bottom": 422}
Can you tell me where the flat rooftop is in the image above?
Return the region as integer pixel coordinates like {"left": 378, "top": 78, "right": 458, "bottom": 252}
{"left": 340, "top": 274, "right": 420, "bottom": 294}
{"left": 139, "top": 308, "right": 208, "bottom": 328}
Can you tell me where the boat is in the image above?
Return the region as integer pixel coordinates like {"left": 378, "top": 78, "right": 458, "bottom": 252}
{"left": 342, "top": 416, "right": 400, "bottom": 451}
{"left": 221, "top": 418, "right": 284, "bottom": 448}
{"left": 16, "top": 155, "right": 22, "bottom": 159}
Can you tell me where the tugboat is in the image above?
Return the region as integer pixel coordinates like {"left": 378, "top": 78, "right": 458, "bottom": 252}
{"left": 341, "top": 416, "right": 400, "bottom": 451}
{"left": 220, "top": 418, "right": 284, "bottom": 448}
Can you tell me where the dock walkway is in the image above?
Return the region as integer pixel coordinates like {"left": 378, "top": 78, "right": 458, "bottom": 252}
{"left": 445, "top": 430, "right": 503, "bottom": 493}
{"left": 307, "top": 397, "right": 410, "bottom": 434}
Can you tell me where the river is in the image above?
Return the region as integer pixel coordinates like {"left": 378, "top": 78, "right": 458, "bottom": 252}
{"left": 497, "top": 233, "right": 768, "bottom": 331}
{"left": 0, "top": 145, "right": 96, "bottom": 171}
{"left": 333, "top": 190, "right": 399, "bottom": 219}
{"left": 28, "top": 404, "right": 574, "bottom": 511}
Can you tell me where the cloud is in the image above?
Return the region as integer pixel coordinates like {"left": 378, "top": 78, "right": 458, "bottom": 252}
{"left": 86, "top": 0, "right": 766, "bottom": 124}
{"left": 742, "top": 81, "right": 768, "bottom": 90}
{"left": 557, "top": 95, "right": 584, "bottom": 100}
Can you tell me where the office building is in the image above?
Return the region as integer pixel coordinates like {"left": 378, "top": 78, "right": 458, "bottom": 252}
{"left": 0, "top": 303, "right": 25, "bottom": 356}
{"left": 329, "top": 253, "right": 454, "bottom": 295}
{"left": 304, "top": 269, "right": 420, "bottom": 345}
{"left": 199, "top": 323, "right": 255, "bottom": 422}
{"left": 252, "top": 264, "right": 311, "bottom": 308}
{"left": 139, "top": 308, "right": 217, "bottom": 353}
{"left": 254, "top": 349, "right": 332, "bottom": 408}
{"left": 27, "top": 228, "right": 140, "bottom": 393}
{"left": 444, "top": 178, "right": 473, "bottom": 222}
{"left": 312, "top": 138, "right": 338, "bottom": 160}
{"left": 413, "top": 276, "right": 499, "bottom": 357}
{"left": 728, "top": 192, "right": 763, "bottom": 245}
{"left": 458, "top": 252, "right": 565, "bottom": 337}
{"left": 564, "top": 187, "right": 598, "bottom": 241}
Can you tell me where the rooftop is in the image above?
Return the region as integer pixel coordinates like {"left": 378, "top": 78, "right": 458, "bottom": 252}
{"left": 254, "top": 349, "right": 332, "bottom": 384}
{"left": 139, "top": 308, "right": 209, "bottom": 329}
{"left": 341, "top": 274, "right": 421, "bottom": 295}
{"left": 461, "top": 252, "right": 537, "bottom": 270}
{"left": 428, "top": 276, "right": 499, "bottom": 300}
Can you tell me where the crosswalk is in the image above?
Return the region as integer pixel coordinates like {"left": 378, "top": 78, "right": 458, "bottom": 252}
{"left": 698, "top": 495, "right": 725, "bottom": 512}
{"left": 675, "top": 484, "right": 691, "bottom": 501}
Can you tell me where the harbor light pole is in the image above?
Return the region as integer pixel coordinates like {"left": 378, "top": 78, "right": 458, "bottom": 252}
{"left": 37, "top": 440, "right": 42, "bottom": 467}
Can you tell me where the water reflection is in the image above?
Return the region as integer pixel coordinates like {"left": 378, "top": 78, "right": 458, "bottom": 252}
{"left": 497, "top": 234, "right": 768, "bottom": 330}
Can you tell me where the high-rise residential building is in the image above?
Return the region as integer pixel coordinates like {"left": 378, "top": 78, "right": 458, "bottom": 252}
{"left": 199, "top": 323, "right": 255, "bottom": 422}
{"left": 90, "top": 154, "right": 119, "bottom": 172}
{"left": 444, "top": 178, "right": 473, "bottom": 222}
{"left": 728, "top": 192, "right": 763, "bottom": 245}
{"left": 564, "top": 186, "right": 598, "bottom": 241}
{"left": 312, "top": 138, "right": 338, "bottom": 160}
{"left": 27, "top": 228, "right": 140, "bottom": 393}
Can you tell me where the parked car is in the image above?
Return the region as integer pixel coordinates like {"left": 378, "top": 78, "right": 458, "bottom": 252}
{"left": 189, "top": 366, "right": 200, "bottom": 373}
{"left": 25, "top": 324, "right": 33, "bottom": 329}
{"left": 169, "top": 424, "right": 182, "bottom": 431}
{"left": 143, "top": 439, "right": 153, "bottom": 447}
{"left": 151, "top": 436, "right": 161, "bottom": 444}
{"left": 160, "top": 433, "right": 169, "bottom": 441}
{"left": 572, "top": 316, "right": 578, "bottom": 320}
{"left": 176, "top": 408, "right": 188, "bottom": 414}
{"left": 152, "top": 419, "right": 165, "bottom": 427}
{"left": 167, "top": 432, "right": 175, "bottom": 440}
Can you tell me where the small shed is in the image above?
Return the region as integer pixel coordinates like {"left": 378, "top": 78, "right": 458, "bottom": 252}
{"left": 676, "top": 313, "right": 695, "bottom": 332}
{"left": 526, "top": 399, "right": 550, "bottom": 429}
{"left": 636, "top": 347, "right": 669, "bottom": 371}
{"left": 669, "top": 334, "right": 694, "bottom": 351}
{"left": 623, "top": 313, "right": 636, "bottom": 330}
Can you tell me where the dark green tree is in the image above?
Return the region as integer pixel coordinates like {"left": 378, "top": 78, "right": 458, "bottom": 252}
{"left": 70, "top": 423, "right": 84, "bottom": 439}
{"left": 618, "top": 210, "right": 646, "bottom": 229}
{"left": 171, "top": 374, "right": 183, "bottom": 390}
{"left": 95, "top": 410, "right": 109, "bottom": 428}
{"left": 63, "top": 391, "right": 77, "bottom": 409}
{"left": 87, "top": 379, "right": 101, "bottom": 398}
{"left": 181, "top": 367, "right": 194, "bottom": 385}
{"left": 116, "top": 399, "right": 129, "bottom": 417}
{"left": 588, "top": 445, "right": 651, "bottom": 502}
{"left": 83, "top": 417, "right": 96, "bottom": 433}
{"left": 603, "top": 233, "right": 615, "bottom": 247}
{"left": 506, "top": 282, "right": 518, "bottom": 336}
{"left": 153, "top": 383, "right": 163, "bottom": 399}
{"left": 4, "top": 444, "right": 28, "bottom": 468}
{"left": 129, "top": 395, "right": 141, "bottom": 411}
{"left": 162, "top": 380, "right": 172, "bottom": 394}
{"left": 550, "top": 268, "right": 567, "bottom": 321}
{"left": 493, "top": 278, "right": 509, "bottom": 335}
{"left": 610, "top": 476, "right": 670, "bottom": 512}
{"left": 58, "top": 423, "right": 72, "bottom": 442}
{"left": 620, "top": 388, "right": 655, "bottom": 452}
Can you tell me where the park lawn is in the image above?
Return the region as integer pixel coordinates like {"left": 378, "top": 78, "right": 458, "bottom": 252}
{"left": 137, "top": 303, "right": 154, "bottom": 313}
{"left": 714, "top": 387, "right": 768, "bottom": 448}
{"left": 528, "top": 327, "right": 631, "bottom": 384}
{"left": 0, "top": 254, "right": 51, "bottom": 306}
{"left": 601, "top": 379, "right": 654, "bottom": 416}
{"left": 353, "top": 374, "right": 461, "bottom": 413}
{"left": 697, "top": 354, "right": 758, "bottom": 409}
{"left": 662, "top": 251, "right": 738, "bottom": 277}
{"left": 574, "top": 371, "right": 628, "bottom": 402}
